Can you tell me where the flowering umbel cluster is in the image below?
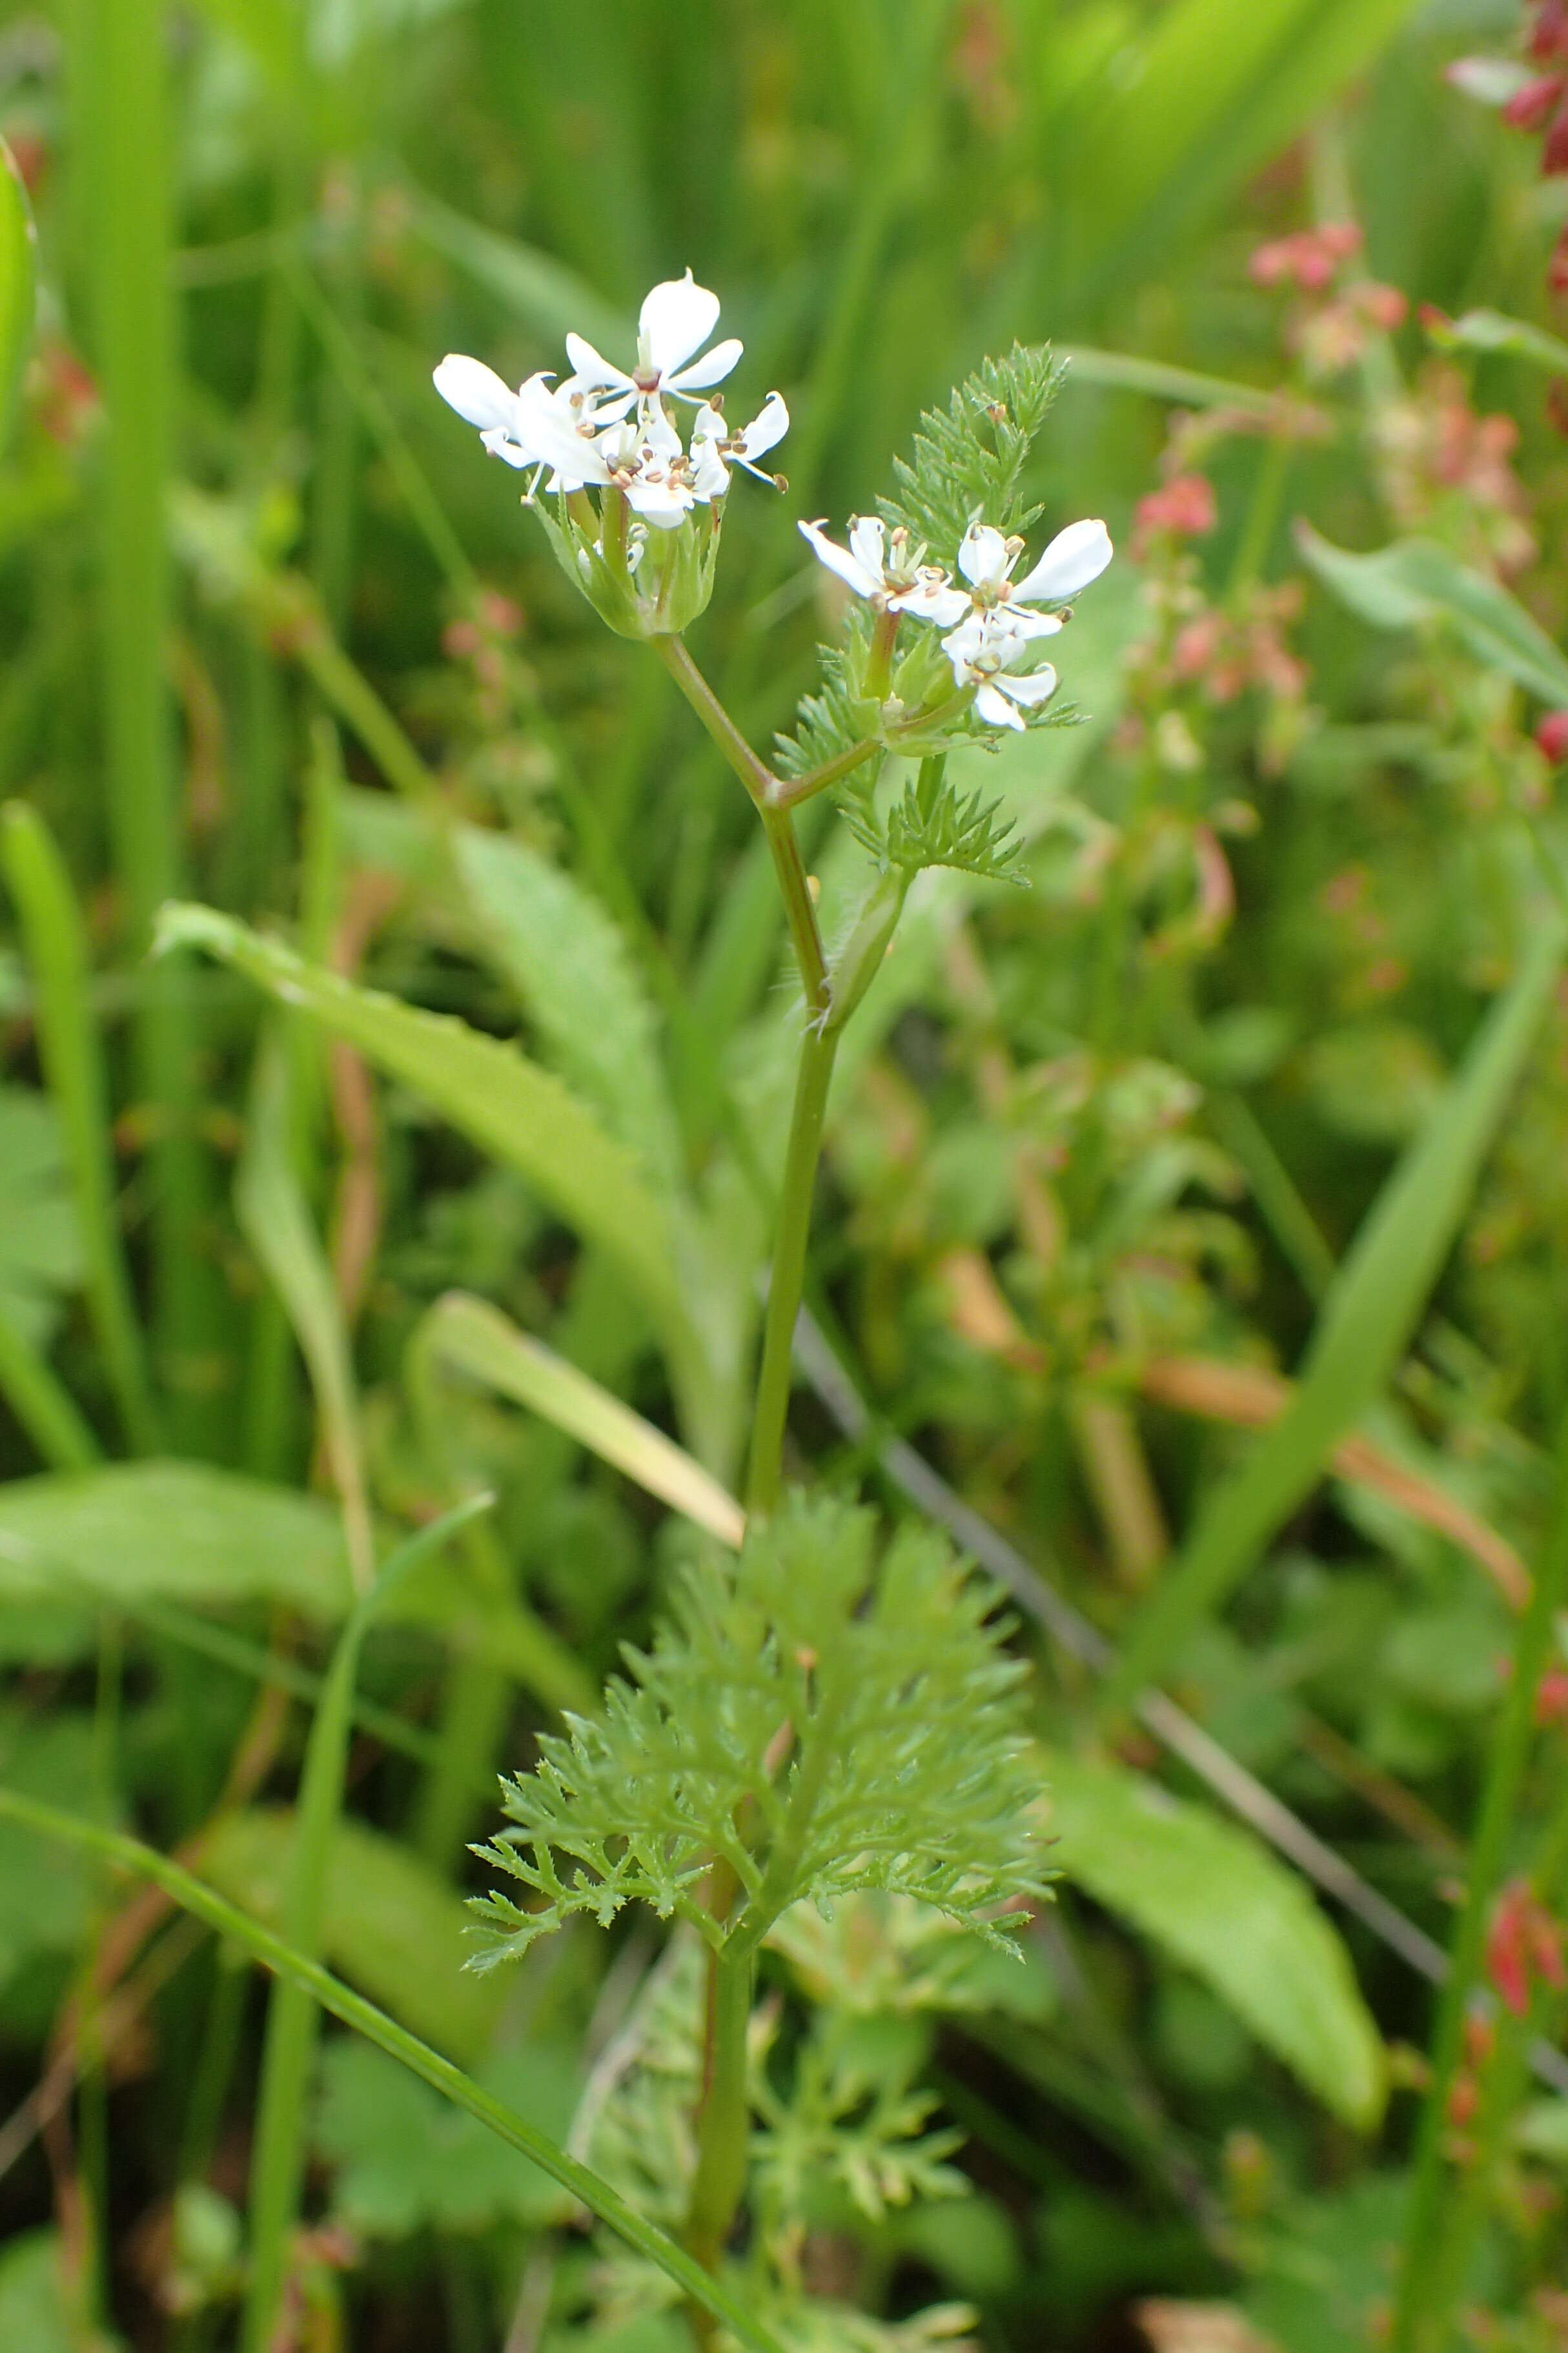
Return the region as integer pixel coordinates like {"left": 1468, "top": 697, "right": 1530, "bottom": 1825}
{"left": 799, "top": 510, "right": 1112, "bottom": 732}
{"left": 434, "top": 270, "right": 787, "bottom": 637}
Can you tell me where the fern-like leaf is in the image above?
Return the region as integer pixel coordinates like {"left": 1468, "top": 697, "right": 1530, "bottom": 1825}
{"left": 879, "top": 342, "right": 1069, "bottom": 563}
{"left": 471, "top": 1492, "right": 1048, "bottom": 1969}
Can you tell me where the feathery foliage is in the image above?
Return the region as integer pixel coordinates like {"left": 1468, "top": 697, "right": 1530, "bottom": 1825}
{"left": 471, "top": 1492, "right": 1048, "bottom": 1968}
{"left": 879, "top": 343, "right": 1069, "bottom": 562}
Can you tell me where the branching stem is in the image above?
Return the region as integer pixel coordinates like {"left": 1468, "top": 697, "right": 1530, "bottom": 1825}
{"left": 769, "top": 735, "right": 880, "bottom": 810}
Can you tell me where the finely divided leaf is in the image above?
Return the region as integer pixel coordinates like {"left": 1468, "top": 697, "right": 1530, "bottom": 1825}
{"left": 473, "top": 1493, "right": 1048, "bottom": 1965}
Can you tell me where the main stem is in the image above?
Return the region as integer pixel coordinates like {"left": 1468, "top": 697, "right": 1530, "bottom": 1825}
{"left": 746, "top": 1020, "right": 837, "bottom": 1517}
{"left": 656, "top": 633, "right": 844, "bottom": 2308}
{"left": 684, "top": 1942, "right": 754, "bottom": 2330}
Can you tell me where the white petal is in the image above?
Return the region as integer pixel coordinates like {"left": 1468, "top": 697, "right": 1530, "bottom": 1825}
{"left": 640, "top": 404, "right": 684, "bottom": 460}
{"left": 997, "top": 603, "right": 1064, "bottom": 642}
{"left": 958, "top": 522, "right": 1011, "bottom": 590}
{"left": 1012, "top": 517, "right": 1114, "bottom": 604}
{"left": 847, "top": 515, "right": 886, "bottom": 578}
{"left": 479, "top": 427, "right": 531, "bottom": 469}
{"left": 433, "top": 354, "right": 519, "bottom": 435}
{"left": 690, "top": 402, "right": 726, "bottom": 446}
{"left": 890, "top": 580, "right": 969, "bottom": 626}
{"left": 626, "top": 474, "right": 694, "bottom": 528}
{"left": 693, "top": 443, "right": 730, "bottom": 501}
{"left": 669, "top": 338, "right": 744, "bottom": 394}
{"left": 996, "top": 662, "right": 1059, "bottom": 708}
{"left": 942, "top": 610, "right": 993, "bottom": 669}
{"left": 515, "top": 375, "right": 610, "bottom": 482}
{"left": 639, "top": 270, "right": 721, "bottom": 376}
{"left": 564, "top": 332, "right": 633, "bottom": 395}
{"left": 974, "top": 682, "right": 1024, "bottom": 729}
{"left": 737, "top": 391, "right": 788, "bottom": 460}
{"left": 799, "top": 519, "right": 878, "bottom": 599}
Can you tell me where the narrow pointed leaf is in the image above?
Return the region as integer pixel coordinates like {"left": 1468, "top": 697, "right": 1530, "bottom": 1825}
{"left": 1047, "top": 1751, "right": 1385, "bottom": 2130}
{"left": 156, "top": 905, "right": 686, "bottom": 1344}
{"left": 1103, "top": 923, "right": 1564, "bottom": 1713}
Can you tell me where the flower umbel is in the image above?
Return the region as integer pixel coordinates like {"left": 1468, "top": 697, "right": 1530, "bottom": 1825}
{"left": 433, "top": 271, "right": 787, "bottom": 634}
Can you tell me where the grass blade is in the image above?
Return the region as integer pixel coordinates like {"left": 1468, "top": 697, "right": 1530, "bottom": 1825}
{"left": 235, "top": 1031, "right": 372, "bottom": 1592}
{"left": 413, "top": 1292, "right": 745, "bottom": 1548}
{"left": 241, "top": 1500, "right": 487, "bottom": 2352}
{"left": 0, "top": 135, "right": 36, "bottom": 449}
{"left": 1066, "top": 0, "right": 1425, "bottom": 297}
{"left": 0, "top": 1787, "right": 780, "bottom": 2353}
{"left": 76, "top": 0, "right": 215, "bottom": 1445}
{"left": 1101, "top": 923, "right": 1565, "bottom": 1717}
{"left": 0, "top": 1298, "right": 100, "bottom": 1470}
{"left": 1, "top": 803, "right": 158, "bottom": 1452}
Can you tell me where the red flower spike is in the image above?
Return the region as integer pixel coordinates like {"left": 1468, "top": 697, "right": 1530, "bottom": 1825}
{"left": 1534, "top": 1665, "right": 1568, "bottom": 1723}
{"left": 1485, "top": 1880, "right": 1567, "bottom": 2019}
{"left": 1503, "top": 74, "right": 1567, "bottom": 132}
{"left": 1532, "top": 0, "right": 1568, "bottom": 64}
{"left": 1536, "top": 710, "right": 1568, "bottom": 762}
{"left": 1544, "top": 96, "right": 1568, "bottom": 173}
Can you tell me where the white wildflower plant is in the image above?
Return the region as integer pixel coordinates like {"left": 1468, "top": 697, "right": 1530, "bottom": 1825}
{"left": 434, "top": 269, "right": 788, "bottom": 638}
{"left": 427, "top": 309, "right": 1106, "bottom": 2353}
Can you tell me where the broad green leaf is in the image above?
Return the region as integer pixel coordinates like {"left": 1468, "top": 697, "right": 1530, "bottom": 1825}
{"left": 1103, "top": 924, "right": 1564, "bottom": 1712}
{"left": 201, "top": 1807, "right": 505, "bottom": 2064}
{"left": 1046, "top": 1751, "right": 1385, "bottom": 2130}
{"left": 404, "top": 185, "right": 626, "bottom": 356}
{"left": 0, "top": 138, "right": 36, "bottom": 451}
{"left": 1245, "top": 2175, "right": 1409, "bottom": 2353}
{"left": 1297, "top": 524, "right": 1568, "bottom": 708}
{"left": 1068, "top": 0, "right": 1425, "bottom": 293}
{"left": 453, "top": 826, "right": 683, "bottom": 1193}
{"left": 0, "top": 2233, "right": 73, "bottom": 2353}
{"left": 315, "top": 2039, "right": 578, "bottom": 2237}
{"left": 0, "top": 1785, "right": 780, "bottom": 2352}
{"left": 0, "top": 1461, "right": 352, "bottom": 1621}
{"left": 414, "top": 1293, "right": 745, "bottom": 1547}
{"left": 156, "top": 905, "right": 686, "bottom": 1345}
{"left": 0, "top": 1457, "right": 587, "bottom": 1705}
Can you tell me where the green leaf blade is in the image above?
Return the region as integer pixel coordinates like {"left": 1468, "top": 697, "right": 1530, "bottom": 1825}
{"left": 1047, "top": 1752, "right": 1385, "bottom": 2131}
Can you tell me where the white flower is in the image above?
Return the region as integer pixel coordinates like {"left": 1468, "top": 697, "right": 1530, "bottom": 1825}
{"left": 921, "top": 517, "right": 1114, "bottom": 638}
{"left": 564, "top": 270, "right": 742, "bottom": 418}
{"left": 943, "top": 611, "right": 1060, "bottom": 732}
{"left": 689, "top": 393, "right": 790, "bottom": 497}
{"left": 433, "top": 358, "right": 614, "bottom": 493}
{"left": 797, "top": 514, "right": 959, "bottom": 619}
